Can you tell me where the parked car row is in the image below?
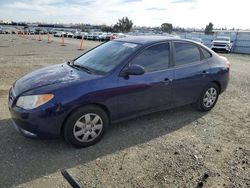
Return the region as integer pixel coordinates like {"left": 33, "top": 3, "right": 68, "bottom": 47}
{"left": 0, "top": 29, "right": 12, "bottom": 34}
{"left": 53, "top": 31, "right": 127, "bottom": 41}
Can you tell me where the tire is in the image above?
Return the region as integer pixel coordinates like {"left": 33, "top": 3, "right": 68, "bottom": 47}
{"left": 194, "top": 83, "right": 219, "bottom": 112}
{"left": 63, "top": 105, "right": 109, "bottom": 148}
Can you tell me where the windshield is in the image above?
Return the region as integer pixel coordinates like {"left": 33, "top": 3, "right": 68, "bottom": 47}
{"left": 74, "top": 41, "right": 141, "bottom": 74}
{"left": 215, "top": 37, "right": 230, "bottom": 41}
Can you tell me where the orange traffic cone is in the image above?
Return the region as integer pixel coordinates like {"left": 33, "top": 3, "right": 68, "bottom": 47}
{"left": 47, "top": 33, "right": 51, "bottom": 44}
{"left": 38, "top": 34, "right": 42, "bottom": 41}
{"left": 79, "top": 36, "right": 84, "bottom": 50}
{"left": 61, "top": 34, "right": 65, "bottom": 46}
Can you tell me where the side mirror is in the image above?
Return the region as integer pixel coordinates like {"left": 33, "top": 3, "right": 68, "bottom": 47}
{"left": 123, "top": 64, "right": 145, "bottom": 76}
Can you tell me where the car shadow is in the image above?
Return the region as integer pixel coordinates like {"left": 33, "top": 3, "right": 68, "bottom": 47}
{"left": 0, "top": 105, "right": 206, "bottom": 187}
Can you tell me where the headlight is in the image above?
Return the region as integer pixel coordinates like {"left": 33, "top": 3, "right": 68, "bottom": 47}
{"left": 16, "top": 94, "right": 54, "bottom": 110}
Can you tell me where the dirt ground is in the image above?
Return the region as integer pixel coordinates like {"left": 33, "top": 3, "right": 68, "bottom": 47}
{"left": 0, "top": 34, "right": 249, "bottom": 188}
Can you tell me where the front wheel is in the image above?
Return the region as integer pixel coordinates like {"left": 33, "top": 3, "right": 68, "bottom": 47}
{"left": 63, "top": 105, "right": 109, "bottom": 148}
{"left": 194, "top": 83, "right": 219, "bottom": 112}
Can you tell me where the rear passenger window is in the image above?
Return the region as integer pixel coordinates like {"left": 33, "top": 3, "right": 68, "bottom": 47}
{"left": 130, "top": 43, "right": 170, "bottom": 72}
{"left": 201, "top": 47, "right": 212, "bottom": 59}
{"left": 174, "top": 42, "right": 201, "bottom": 66}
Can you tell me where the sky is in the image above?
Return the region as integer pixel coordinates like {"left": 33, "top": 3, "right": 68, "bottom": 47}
{"left": 0, "top": 0, "right": 249, "bottom": 29}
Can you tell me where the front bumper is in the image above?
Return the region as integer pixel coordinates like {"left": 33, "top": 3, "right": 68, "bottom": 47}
{"left": 8, "top": 86, "right": 66, "bottom": 139}
{"left": 9, "top": 106, "right": 64, "bottom": 139}
{"left": 211, "top": 45, "right": 231, "bottom": 51}
{"left": 11, "top": 119, "right": 37, "bottom": 138}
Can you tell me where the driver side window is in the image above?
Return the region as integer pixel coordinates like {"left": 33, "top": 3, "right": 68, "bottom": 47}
{"left": 130, "top": 43, "right": 170, "bottom": 72}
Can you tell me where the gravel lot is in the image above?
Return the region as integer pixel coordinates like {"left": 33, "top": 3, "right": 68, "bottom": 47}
{"left": 0, "top": 34, "right": 249, "bottom": 188}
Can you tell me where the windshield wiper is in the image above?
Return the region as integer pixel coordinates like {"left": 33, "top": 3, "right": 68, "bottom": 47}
{"left": 67, "top": 60, "right": 92, "bottom": 74}
{"left": 67, "top": 60, "right": 75, "bottom": 67}
{"left": 78, "top": 65, "right": 92, "bottom": 74}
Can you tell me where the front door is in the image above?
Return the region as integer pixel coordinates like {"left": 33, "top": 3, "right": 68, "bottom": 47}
{"left": 116, "top": 42, "right": 174, "bottom": 120}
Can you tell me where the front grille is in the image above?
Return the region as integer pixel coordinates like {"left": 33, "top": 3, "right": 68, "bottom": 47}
{"left": 214, "top": 43, "right": 226, "bottom": 47}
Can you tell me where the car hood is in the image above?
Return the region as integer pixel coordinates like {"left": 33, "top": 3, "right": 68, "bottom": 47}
{"left": 13, "top": 63, "right": 102, "bottom": 95}
{"left": 212, "top": 40, "right": 230, "bottom": 44}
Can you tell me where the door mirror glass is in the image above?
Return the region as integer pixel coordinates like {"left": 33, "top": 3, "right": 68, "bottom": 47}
{"left": 125, "top": 64, "right": 145, "bottom": 76}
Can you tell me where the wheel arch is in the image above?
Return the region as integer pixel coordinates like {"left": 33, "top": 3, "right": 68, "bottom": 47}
{"left": 60, "top": 103, "right": 111, "bottom": 137}
{"left": 211, "top": 80, "right": 221, "bottom": 94}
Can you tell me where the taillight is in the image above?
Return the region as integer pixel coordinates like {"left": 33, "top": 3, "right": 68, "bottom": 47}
{"left": 220, "top": 56, "right": 231, "bottom": 69}
{"left": 226, "top": 59, "right": 231, "bottom": 69}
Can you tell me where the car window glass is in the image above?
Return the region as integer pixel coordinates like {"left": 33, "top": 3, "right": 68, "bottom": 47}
{"left": 201, "top": 47, "right": 212, "bottom": 59}
{"left": 74, "top": 41, "right": 141, "bottom": 74}
{"left": 174, "top": 42, "right": 201, "bottom": 66}
{"left": 130, "top": 43, "right": 170, "bottom": 72}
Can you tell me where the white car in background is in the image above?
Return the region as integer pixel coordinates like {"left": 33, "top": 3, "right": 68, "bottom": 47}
{"left": 98, "top": 33, "right": 107, "bottom": 41}
{"left": 54, "top": 32, "right": 62, "bottom": 37}
{"left": 211, "top": 36, "right": 233, "bottom": 53}
{"left": 66, "top": 32, "right": 74, "bottom": 38}
{"left": 116, "top": 33, "right": 127, "bottom": 38}
{"left": 93, "top": 32, "right": 104, "bottom": 40}
{"left": 87, "top": 32, "right": 103, "bottom": 40}
{"left": 74, "top": 32, "right": 82, "bottom": 39}
{"left": 54, "top": 31, "right": 66, "bottom": 37}
{"left": 87, "top": 33, "right": 94, "bottom": 40}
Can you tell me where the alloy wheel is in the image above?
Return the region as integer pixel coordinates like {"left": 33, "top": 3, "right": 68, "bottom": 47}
{"left": 73, "top": 113, "right": 103, "bottom": 143}
{"left": 203, "top": 88, "right": 217, "bottom": 108}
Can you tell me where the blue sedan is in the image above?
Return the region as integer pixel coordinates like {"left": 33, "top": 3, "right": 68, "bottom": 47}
{"left": 8, "top": 36, "right": 230, "bottom": 147}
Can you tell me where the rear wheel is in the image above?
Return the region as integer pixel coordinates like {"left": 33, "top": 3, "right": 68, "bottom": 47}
{"left": 64, "top": 105, "right": 109, "bottom": 148}
{"left": 194, "top": 83, "right": 219, "bottom": 112}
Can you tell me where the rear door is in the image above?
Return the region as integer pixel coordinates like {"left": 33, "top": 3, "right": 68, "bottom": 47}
{"left": 172, "top": 41, "right": 211, "bottom": 106}
{"left": 116, "top": 42, "right": 174, "bottom": 119}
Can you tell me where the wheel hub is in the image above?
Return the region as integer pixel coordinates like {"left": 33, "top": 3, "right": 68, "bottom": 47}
{"left": 73, "top": 113, "right": 103, "bottom": 143}
{"left": 203, "top": 87, "right": 217, "bottom": 108}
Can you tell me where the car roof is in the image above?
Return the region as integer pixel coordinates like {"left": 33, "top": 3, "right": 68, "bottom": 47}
{"left": 115, "top": 36, "right": 188, "bottom": 45}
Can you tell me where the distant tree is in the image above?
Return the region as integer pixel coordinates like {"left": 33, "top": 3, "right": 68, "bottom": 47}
{"left": 205, "top": 22, "right": 214, "bottom": 35}
{"left": 113, "top": 24, "right": 120, "bottom": 32}
{"left": 115, "top": 17, "right": 133, "bottom": 33}
{"left": 79, "top": 24, "right": 86, "bottom": 32}
{"left": 161, "top": 23, "right": 173, "bottom": 33}
{"left": 101, "top": 25, "right": 114, "bottom": 32}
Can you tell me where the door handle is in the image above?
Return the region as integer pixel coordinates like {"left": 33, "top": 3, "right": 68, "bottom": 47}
{"left": 164, "top": 78, "right": 173, "bottom": 81}
{"left": 202, "top": 70, "right": 209, "bottom": 74}
{"left": 162, "top": 78, "right": 173, "bottom": 84}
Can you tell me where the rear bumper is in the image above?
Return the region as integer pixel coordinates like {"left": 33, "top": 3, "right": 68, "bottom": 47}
{"left": 220, "top": 72, "right": 230, "bottom": 93}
